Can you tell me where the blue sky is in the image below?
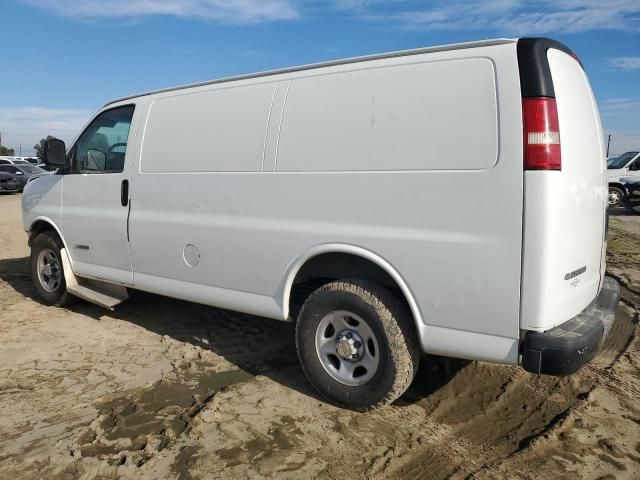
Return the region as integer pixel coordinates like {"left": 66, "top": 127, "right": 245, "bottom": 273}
{"left": 0, "top": 0, "right": 638, "bottom": 156}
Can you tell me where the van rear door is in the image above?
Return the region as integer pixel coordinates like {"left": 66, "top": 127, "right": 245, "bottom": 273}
{"left": 519, "top": 39, "right": 607, "bottom": 332}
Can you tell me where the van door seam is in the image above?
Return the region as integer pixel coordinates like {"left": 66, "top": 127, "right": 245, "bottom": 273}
{"left": 273, "top": 81, "right": 292, "bottom": 172}
{"left": 125, "top": 107, "right": 139, "bottom": 282}
{"left": 261, "top": 84, "right": 279, "bottom": 172}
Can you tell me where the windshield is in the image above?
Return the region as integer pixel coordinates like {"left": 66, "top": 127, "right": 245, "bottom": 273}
{"left": 19, "top": 165, "right": 46, "bottom": 174}
{"left": 12, "top": 160, "right": 30, "bottom": 165}
{"left": 608, "top": 151, "right": 639, "bottom": 169}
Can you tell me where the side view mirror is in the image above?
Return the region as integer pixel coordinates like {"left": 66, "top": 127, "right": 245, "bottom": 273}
{"left": 43, "top": 138, "right": 66, "bottom": 167}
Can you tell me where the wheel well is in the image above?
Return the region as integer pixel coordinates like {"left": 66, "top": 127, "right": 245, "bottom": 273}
{"left": 288, "top": 252, "right": 413, "bottom": 321}
{"left": 28, "top": 220, "right": 58, "bottom": 246}
{"left": 608, "top": 183, "right": 624, "bottom": 191}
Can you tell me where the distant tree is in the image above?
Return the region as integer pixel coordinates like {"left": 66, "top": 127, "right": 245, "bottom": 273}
{"left": 34, "top": 136, "right": 56, "bottom": 159}
{"left": 0, "top": 145, "right": 15, "bottom": 155}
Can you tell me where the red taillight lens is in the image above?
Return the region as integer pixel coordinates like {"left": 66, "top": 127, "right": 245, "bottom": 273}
{"left": 523, "top": 97, "right": 561, "bottom": 170}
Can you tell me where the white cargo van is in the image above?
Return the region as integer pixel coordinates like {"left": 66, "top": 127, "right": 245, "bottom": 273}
{"left": 22, "top": 37, "right": 620, "bottom": 410}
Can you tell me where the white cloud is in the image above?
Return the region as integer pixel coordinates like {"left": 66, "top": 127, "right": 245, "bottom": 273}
{"left": 610, "top": 57, "right": 640, "bottom": 70}
{"left": 21, "top": 0, "right": 640, "bottom": 31}
{"left": 344, "top": 0, "right": 640, "bottom": 34}
{"left": 600, "top": 97, "right": 640, "bottom": 117}
{"left": 0, "top": 107, "right": 92, "bottom": 155}
{"left": 22, "top": 0, "right": 300, "bottom": 23}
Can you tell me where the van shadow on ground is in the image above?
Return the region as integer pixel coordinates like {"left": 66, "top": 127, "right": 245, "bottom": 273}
{"left": 0, "top": 256, "right": 468, "bottom": 408}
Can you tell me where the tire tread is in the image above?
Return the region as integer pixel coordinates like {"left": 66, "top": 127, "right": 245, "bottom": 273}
{"left": 295, "top": 278, "right": 419, "bottom": 411}
{"left": 30, "top": 231, "right": 75, "bottom": 307}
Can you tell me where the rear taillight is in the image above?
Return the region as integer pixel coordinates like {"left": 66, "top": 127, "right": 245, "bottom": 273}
{"left": 523, "top": 97, "right": 561, "bottom": 170}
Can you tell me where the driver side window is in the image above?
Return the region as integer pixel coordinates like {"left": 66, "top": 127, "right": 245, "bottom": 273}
{"left": 72, "top": 105, "right": 135, "bottom": 174}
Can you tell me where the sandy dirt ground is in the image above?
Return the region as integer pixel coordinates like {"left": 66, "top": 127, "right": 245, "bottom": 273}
{"left": 0, "top": 193, "right": 639, "bottom": 480}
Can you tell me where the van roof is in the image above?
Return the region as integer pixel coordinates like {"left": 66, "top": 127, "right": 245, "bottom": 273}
{"left": 105, "top": 38, "right": 516, "bottom": 107}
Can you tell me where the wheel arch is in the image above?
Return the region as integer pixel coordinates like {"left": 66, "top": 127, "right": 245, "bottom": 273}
{"left": 28, "top": 217, "right": 69, "bottom": 253}
{"left": 282, "top": 244, "right": 424, "bottom": 328}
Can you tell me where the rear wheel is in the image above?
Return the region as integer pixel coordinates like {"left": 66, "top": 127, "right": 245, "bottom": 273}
{"left": 30, "top": 231, "right": 74, "bottom": 306}
{"left": 295, "top": 279, "right": 419, "bottom": 411}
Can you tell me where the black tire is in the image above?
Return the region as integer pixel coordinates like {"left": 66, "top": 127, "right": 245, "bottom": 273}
{"left": 295, "top": 279, "right": 420, "bottom": 411}
{"left": 30, "top": 231, "right": 74, "bottom": 307}
{"left": 609, "top": 186, "right": 625, "bottom": 208}
{"left": 624, "top": 195, "right": 640, "bottom": 215}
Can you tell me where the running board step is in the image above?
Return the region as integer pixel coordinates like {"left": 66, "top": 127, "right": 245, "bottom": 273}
{"left": 67, "top": 280, "right": 128, "bottom": 310}
{"left": 60, "top": 248, "right": 129, "bottom": 310}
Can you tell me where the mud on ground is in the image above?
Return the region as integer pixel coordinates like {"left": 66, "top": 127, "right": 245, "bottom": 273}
{"left": 0, "top": 194, "right": 639, "bottom": 480}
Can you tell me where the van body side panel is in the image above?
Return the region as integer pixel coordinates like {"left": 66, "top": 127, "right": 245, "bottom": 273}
{"left": 276, "top": 58, "right": 498, "bottom": 171}
{"left": 129, "top": 80, "right": 279, "bottom": 298}
{"left": 141, "top": 83, "right": 276, "bottom": 173}
{"left": 128, "top": 43, "right": 523, "bottom": 362}
{"left": 520, "top": 49, "right": 606, "bottom": 332}
{"left": 276, "top": 44, "right": 523, "bottom": 356}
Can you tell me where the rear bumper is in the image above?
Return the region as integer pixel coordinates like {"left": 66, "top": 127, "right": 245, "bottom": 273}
{"left": 521, "top": 276, "right": 620, "bottom": 376}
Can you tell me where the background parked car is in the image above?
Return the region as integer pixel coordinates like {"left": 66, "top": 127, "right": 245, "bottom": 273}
{"left": 608, "top": 151, "right": 640, "bottom": 207}
{"left": 0, "top": 164, "right": 48, "bottom": 191}
{"left": 0, "top": 172, "right": 20, "bottom": 193}
{"left": 0, "top": 157, "right": 32, "bottom": 166}
{"left": 24, "top": 157, "right": 45, "bottom": 166}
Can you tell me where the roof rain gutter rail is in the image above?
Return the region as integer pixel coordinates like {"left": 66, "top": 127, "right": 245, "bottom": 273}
{"left": 105, "top": 38, "right": 516, "bottom": 107}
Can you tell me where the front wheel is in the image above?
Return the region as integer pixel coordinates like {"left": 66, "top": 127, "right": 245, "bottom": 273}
{"left": 30, "top": 231, "right": 74, "bottom": 306}
{"left": 295, "top": 279, "right": 419, "bottom": 411}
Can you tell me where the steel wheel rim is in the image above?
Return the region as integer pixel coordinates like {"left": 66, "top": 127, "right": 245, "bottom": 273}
{"left": 609, "top": 190, "right": 622, "bottom": 206}
{"left": 315, "top": 310, "right": 380, "bottom": 386}
{"left": 37, "top": 248, "right": 61, "bottom": 293}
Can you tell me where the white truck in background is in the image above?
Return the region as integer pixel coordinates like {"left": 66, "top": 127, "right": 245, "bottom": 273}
{"left": 607, "top": 151, "right": 640, "bottom": 207}
{"left": 22, "top": 37, "right": 620, "bottom": 410}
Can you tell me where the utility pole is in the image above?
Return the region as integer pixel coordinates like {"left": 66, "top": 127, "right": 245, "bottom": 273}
{"left": 606, "top": 134, "right": 612, "bottom": 158}
{"left": 19, "top": 144, "right": 22, "bottom": 156}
